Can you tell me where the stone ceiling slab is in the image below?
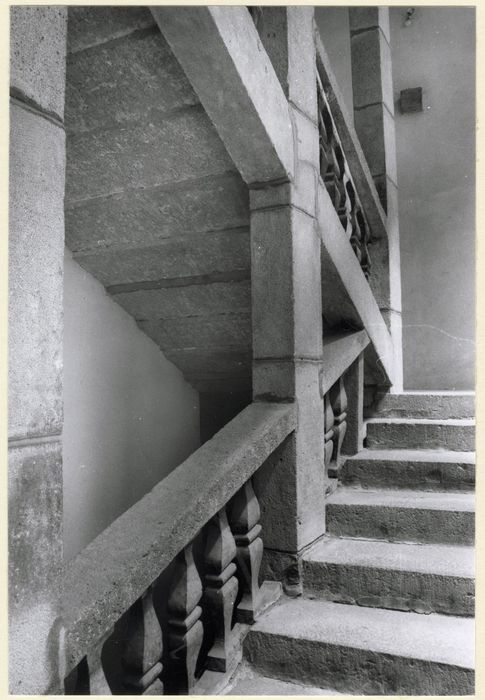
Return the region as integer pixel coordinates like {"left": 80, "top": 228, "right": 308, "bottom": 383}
{"left": 65, "top": 172, "right": 249, "bottom": 253}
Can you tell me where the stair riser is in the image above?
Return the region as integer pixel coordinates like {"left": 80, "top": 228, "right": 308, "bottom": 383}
{"left": 366, "top": 423, "right": 475, "bottom": 451}
{"left": 245, "top": 632, "right": 474, "bottom": 695}
{"left": 302, "top": 561, "right": 474, "bottom": 617}
{"left": 341, "top": 459, "right": 475, "bottom": 491}
{"left": 327, "top": 504, "right": 474, "bottom": 545}
{"left": 374, "top": 394, "right": 474, "bottom": 420}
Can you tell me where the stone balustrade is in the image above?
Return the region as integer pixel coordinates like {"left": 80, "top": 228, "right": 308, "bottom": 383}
{"left": 62, "top": 402, "right": 295, "bottom": 694}
{"left": 316, "top": 69, "right": 371, "bottom": 278}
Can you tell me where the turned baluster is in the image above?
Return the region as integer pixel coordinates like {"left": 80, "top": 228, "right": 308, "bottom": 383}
{"left": 121, "top": 585, "right": 164, "bottom": 694}
{"left": 228, "top": 480, "right": 263, "bottom": 624}
{"left": 324, "top": 393, "right": 335, "bottom": 480}
{"left": 203, "top": 508, "right": 239, "bottom": 672}
{"left": 85, "top": 629, "right": 113, "bottom": 694}
{"left": 167, "top": 543, "right": 204, "bottom": 694}
{"left": 330, "top": 376, "right": 348, "bottom": 472}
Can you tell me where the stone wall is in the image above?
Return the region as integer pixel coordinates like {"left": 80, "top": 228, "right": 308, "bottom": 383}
{"left": 9, "top": 7, "right": 67, "bottom": 693}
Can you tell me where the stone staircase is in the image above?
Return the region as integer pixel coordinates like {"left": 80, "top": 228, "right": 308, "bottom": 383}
{"left": 228, "top": 392, "right": 475, "bottom": 695}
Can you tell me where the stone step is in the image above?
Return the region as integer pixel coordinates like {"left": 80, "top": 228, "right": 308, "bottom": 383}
{"left": 374, "top": 391, "right": 475, "bottom": 420}
{"left": 366, "top": 418, "right": 475, "bottom": 451}
{"left": 244, "top": 599, "right": 474, "bottom": 695}
{"left": 302, "top": 536, "right": 474, "bottom": 616}
{"left": 326, "top": 488, "right": 474, "bottom": 545}
{"left": 225, "top": 665, "right": 344, "bottom": 695}
{"left": 341, "top": 449, "right": 475, "bottom": 491}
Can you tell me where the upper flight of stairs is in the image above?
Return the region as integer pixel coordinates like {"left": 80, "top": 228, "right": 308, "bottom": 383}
{"left": 234, "top": 392, "right": 475, "bottom": 695}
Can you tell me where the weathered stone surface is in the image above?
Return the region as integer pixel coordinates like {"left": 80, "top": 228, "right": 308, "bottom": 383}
{"left": 366, "top": 418, "right": 475, "bottom": 451}
{"left": 341, "top": 353, "right": 365, "bottom": 455}
{"left": 303, "top": 537, "right": 474, "bottom": 617}
{"left": 66, "top": 172, "right": 249, "bottom": 253}
{"left": 320, "top": 331, "right": 369, "bottom": 396}
{"left": 227, "top": 665, "right": 343, "bottom": 695}
{"left": 62, "top": 402, "right": 296, "bottom": 673}
{"left": 73, "top": 228, "right": 250, "bottom": 288}
{"left": 251, "top": 206, "right": 322, "bottom": 360}
{"left": 10, "top": 6, "right": 67, "bottom": 119}
{"left": 9, "top": 440, "right": 63, "bottom": 694}
{"left": 374, "top": 391, "right": 475, "bottom": 419}
{"left": 66, "top": 27, "right": 198, "bottom": 134}
{"left": 354, "top": 104, "right": 397, "bottom": 183}
{"left": 349, "top": 7, "right": 391, "bottom": 44}
{"left": 342, "top": 449, "right": 475, "bottom": 491}
{"left": 67, "top": 6, "right": 155, "bottom": 54}
{"left": 350, "top": 28, "right": 393, "bottom": 113}
{"left": 152, "top": 6, "right": 294, "bottom": 184}
{"left": 326, "top": 488, "right": 474, "bottom": 545}
{"left": 138, "top": 313, "right": 251, "bottom": 351}
{"left": 244, "top": 599, "right": 474, "bottom": 694}
{"left": 9, "top": 104, "right": 65, "bottom": 440}
{"left": 287, "top": 7, "right": 318, "bottom": 123}
{"left": 165, "top": 346, "right": 251, "bottom": 381}
{"left": 255, "top": 362, "right": 326, "bottom": 552}
{"left": 113, "top": 279, "right": 251, "bottom": 320}
{"left": 315, "top": 34, "right": 388, "bottom": 243}
{"left": 317, "top": 182, "right": 395, "bottom": 386}
{"left": 66, "top": 105, "right": 234, "bottom": 204}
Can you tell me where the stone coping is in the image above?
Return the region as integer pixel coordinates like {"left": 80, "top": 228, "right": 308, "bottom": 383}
{"left": 320, "top": 329, "right": 370, "bottom": 395}
{"left": 62, "top": 401, "right": 296, "bottom": 673}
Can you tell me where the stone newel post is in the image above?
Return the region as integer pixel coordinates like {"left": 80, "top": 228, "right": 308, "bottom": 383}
{"left": 250, "top": 7, "right": 327, "bottom": 592}
{"left": 349, "top": 7, "right": 403, "bottom": 390}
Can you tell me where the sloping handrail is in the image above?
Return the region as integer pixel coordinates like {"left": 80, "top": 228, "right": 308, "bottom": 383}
{"left": 315, "top": 31, "right": 388, "bottom": 243}
{"left": 62, "top": 401, "right": 297, "bottom": 675}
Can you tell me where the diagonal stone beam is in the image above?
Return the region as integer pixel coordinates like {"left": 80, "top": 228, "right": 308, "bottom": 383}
{"left": 151, "top": 6, "right": 294, "bottom": 185}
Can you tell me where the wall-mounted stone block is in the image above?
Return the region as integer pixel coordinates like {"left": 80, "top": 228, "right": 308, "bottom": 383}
{"left": 9, "top": 105, "right": 65, "bottom": 440}
{"left": 10, "top": 6, "right": 67, "bottom": 120}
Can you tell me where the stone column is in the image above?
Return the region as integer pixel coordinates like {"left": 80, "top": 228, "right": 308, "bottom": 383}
{"left": 9, "top": 7, "right": 67, "bottom": 694}
{"left": 250, "top": 8, "right": 326, "bottom": 592}
{"left": 349, "top": 7, "right": 403, "bottom": 391}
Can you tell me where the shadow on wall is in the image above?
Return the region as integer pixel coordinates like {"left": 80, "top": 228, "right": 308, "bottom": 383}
{"left": 62, "top": 250, "right": 200, "bottom": 561}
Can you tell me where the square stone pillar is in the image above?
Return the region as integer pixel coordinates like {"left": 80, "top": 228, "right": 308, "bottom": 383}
{"left": 342, "top": 353, "right": 364, "bottom": 456}
{"left": 349, "top": 7, "right": 403, "bottom": 390}
{"left": 9, "top": 7, "right": 67, "bottom": 694}
{"left": 249, "top": 8, "right": 326, "bottom": 592}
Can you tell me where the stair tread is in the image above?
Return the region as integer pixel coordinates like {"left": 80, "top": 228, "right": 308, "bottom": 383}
{"left": 251, "top": 599, "right": 474, "bottom": 669}
{"left": 327, "top": 487, "right": 475, "bottom": 511}
{"left": 226, "top": 668, "right": 344, "bottom": 695}
{"left": 385, "top": 391, "right": 474, "bottom": 396}
{"left": 367, "top": 418, "right": 475, "bottom": 425}
{"left": 347, "top": 448, "right": 475, "bottom": 463}
{"left": 304, "top": 536, "right": 474, "bottom": 577}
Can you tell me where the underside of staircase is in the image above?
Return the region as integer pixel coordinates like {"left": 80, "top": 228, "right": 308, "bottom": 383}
{"left": 227, "top": 392, "right": 475, "bottom": 696}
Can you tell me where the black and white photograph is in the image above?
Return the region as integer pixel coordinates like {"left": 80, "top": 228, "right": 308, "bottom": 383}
{"left": 7, "top": 3, "right": 476, "bottom": 696}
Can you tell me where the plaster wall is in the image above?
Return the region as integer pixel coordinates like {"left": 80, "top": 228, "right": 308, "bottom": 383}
{"left": 315, "top": 7, "right": 475, "bottom": 390}
{"left": 63, "top": 251, "right": 200, "bottom": 561}
{"left": 390, "top": 7, "right": 475, "bottom": 390}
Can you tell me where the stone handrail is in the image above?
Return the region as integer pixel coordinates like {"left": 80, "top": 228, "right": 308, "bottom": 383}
{"left": 62, "top": 401, "right": 296, "bottom": 693}
{"left": 315, "top": 31, "right": 388, "bottom": 246}
{"left": 317, "top": 179, "right": 395, "bottom": 387}
{"left": 320, "top": 329, "right": 370, "bottom": 396}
